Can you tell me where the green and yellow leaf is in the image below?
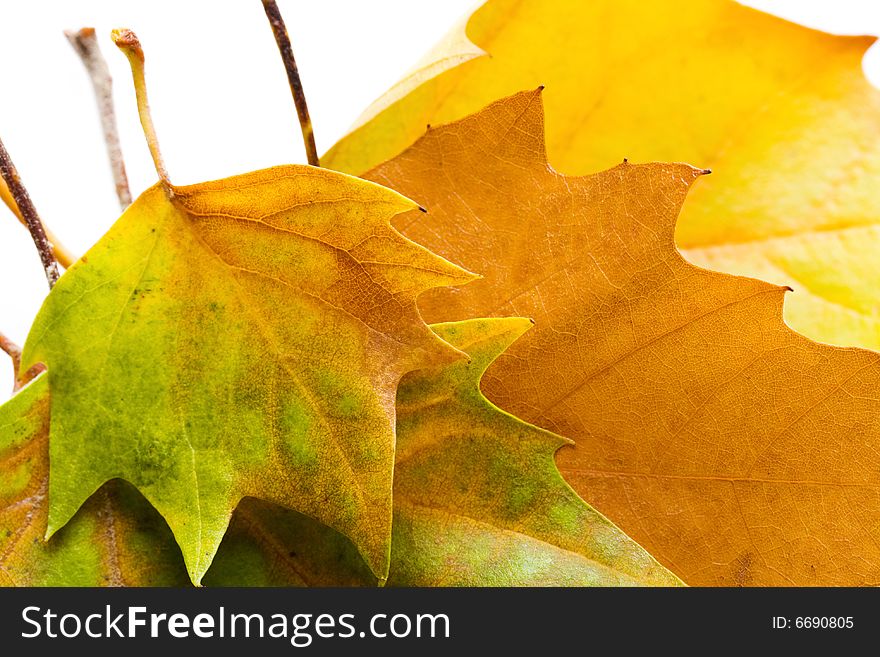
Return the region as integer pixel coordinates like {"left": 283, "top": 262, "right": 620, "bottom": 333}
{"left": 20, "top": 165, "right": 475, "bottom": 585}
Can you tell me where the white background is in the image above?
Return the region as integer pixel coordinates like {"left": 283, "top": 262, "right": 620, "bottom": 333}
{"left": 1, "top": 0, "right": 879, "bottom": 396}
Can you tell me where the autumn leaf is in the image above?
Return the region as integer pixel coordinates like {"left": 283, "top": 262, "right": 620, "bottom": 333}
{"left": 326, "top": 0, "right": 880, "bottom": 353}
{"left": 364, "top": 89, "right": 880, "bottom": 586}
{"left": 204, "top": 317, "right": 679, "bottom": 587}
{"left": 19, "top": 165, "right": 475, "bottom": 585}
{"left": 0, "top": 374, "right": 188, "bottom": 586}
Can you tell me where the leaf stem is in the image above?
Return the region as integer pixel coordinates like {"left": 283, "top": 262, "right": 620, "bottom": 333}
{"left": 0, "top": 138, "right": 61, "bottom": 288}
{"left": 1, "top": 177, "right": 75, "bottom": 269}
{"left": 66, "top": 27, "right": 133, "bottom": 210}
{"left": 261, "top": 0, "right": 320, "bottom": 166}
{"left": 0, "top": 329, "right": 40, "bottom": 391}
{"left": 111, "top": 28, "right": 173, "bottom": 195}
{"left": 0, "top": 331, "right": 21, "bottom": 383}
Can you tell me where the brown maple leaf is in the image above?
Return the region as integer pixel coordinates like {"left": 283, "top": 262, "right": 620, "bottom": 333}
{"left": 365, "top": 89, "right": 880, "bottom": 586}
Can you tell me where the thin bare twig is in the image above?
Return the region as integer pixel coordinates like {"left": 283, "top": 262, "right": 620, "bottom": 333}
{"left": 261, "top": 0, "right": 320, "bottom": 166}
{"left": 66, "top": 27, "right": 133, "bottom": 210}
{"left": 112, "top": 28, "right": 173, "bottom": 195}
{"left": 0, "top": 138, "right": 60, "bottom": 288}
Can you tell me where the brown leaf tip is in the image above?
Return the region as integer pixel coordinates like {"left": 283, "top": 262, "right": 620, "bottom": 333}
{"left": 111, "top": 28, "right": 144, "bottom": 62}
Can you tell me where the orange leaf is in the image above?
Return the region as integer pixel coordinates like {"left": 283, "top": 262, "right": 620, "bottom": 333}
{"left": 366, "top": 89, "right": 880, "bottom": 586}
